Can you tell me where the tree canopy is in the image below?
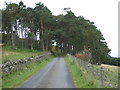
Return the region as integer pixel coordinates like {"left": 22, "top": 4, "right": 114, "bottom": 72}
{"left": 1, "top": 1, "right": 112, "bottom": 64}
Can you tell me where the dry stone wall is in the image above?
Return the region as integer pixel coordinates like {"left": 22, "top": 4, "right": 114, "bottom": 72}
{"left": 1, "top": 53, "right": 51, "bottom": 76}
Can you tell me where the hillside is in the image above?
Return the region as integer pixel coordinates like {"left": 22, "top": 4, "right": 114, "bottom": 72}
{"left": 2, "top": 46, "right": 42, "bottom": 63}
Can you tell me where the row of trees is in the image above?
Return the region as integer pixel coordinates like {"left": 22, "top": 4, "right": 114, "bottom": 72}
{"left": 2, "top": 2, "right": 54, "bottom": 51}
{"left": 2, "top": 1, "right": 111, "bottom": 64}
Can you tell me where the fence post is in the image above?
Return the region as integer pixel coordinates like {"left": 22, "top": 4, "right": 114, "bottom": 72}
{"left": 100, "top": 67, "right": 104, "bottom": 87}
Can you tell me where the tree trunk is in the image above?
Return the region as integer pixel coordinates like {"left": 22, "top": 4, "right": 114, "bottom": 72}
{"left": 40, "top": 17, "right": 45, "bottom": 52}
{"left": 45, "top": 28, "right": 49, "bottom": 52}
{"left": 11, "top": 23, "right": 15, "bottom": 49}
{"left": 21, "top": 26, "right": 24, "bottom": 49}
{"left": 31, "top": 36, "right": 33, "bottom": 50}
{"left": 45, "top": 39, "right": 48, "bottom": 52}
{"left": 11, "top": 31, "right": 15, "bottom": 49}
{"left": 48, "top": 36, "right": 52, "bottom": 51}
{"left": 24, "top": 29, "right": 27, "bottom": 48}
{"left": 63, "top": 42, "right": 67, "bottom": 54}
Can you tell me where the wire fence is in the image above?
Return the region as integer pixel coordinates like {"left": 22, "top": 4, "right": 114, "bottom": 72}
{"left": 68, "top": 54, "right": 118, "bottom": 88}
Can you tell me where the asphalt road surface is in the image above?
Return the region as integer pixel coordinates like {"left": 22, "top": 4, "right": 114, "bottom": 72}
{"left": 18, "top": 57, "right": 75, "bottom": 88}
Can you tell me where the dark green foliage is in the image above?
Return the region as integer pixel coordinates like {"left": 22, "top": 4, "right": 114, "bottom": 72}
{"left": 107, "top": 57, "right": 119, "bottom": 66}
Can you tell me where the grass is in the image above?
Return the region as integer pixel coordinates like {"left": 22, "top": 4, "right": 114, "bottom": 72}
{"left": 64, "top": 56, "right": 100, "bottom": 88}
{"left": 0, "top": 78, "right": 1, "bottom": 90}
{"left": 2, "top": 46, "right": 43, "bottom": 63}
{"left": 2, "top": 55, "right": 54, "bottom": 88}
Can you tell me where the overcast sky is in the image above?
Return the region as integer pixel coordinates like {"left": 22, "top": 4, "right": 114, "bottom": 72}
{"left": 0, "top": 0, "right": 119, "bottom": 57}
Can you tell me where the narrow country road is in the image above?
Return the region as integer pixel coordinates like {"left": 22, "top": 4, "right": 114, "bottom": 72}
{"left": 18, "top": 57, "right": 75, "bottom": 88}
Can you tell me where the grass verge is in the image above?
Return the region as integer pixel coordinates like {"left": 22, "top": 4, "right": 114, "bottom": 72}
{"left": 2, "top": 55, "right": 54, "bottom": 88}
{"left": 64, "top": 56, "right": 100, "bottom": 88}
